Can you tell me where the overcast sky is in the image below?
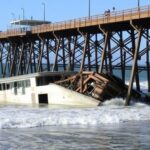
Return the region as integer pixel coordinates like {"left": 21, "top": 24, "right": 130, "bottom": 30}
{"left": 0, "top": 0, "right": 149, "bottom": 30}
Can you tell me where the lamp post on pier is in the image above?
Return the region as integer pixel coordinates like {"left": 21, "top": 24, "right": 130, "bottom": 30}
{"left": 11, "top": 13, "right": 15, "bottom": 21}
{"left": 21, "top": 8, "right": 25, "bottom": 20}
{"left": 138, "top": 0, "right": 140, "bottom": 10}
{"left": 88, "top": 0, "right": 91, "bottom": 18}
{"left": 11, "top": 13, "right": 15, "bottom": 28}
{"left": 42, "top": 2, "right": 46, "bottom": 21}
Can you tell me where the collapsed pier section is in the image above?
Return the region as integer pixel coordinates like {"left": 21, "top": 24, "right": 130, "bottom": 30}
{"left": 55, "top": 71, "right": 149, "bottom": 104}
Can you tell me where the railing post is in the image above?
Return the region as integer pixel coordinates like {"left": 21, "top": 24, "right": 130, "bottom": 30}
{"left": 139, "top": 7, "right": 140, "bottom": 18}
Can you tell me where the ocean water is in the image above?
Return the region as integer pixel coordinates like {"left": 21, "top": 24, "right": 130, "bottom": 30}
{"left": 0, "top": 99, "right": 150, "bottom": 149}
{"left": 0, "top": 78, "right": 150, "bottom": 149}
{"left": 0, "top": 120, "right": 150, "bottom": 150}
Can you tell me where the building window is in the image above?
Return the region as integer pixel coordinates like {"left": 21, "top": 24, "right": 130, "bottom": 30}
{"left": 6, "top": 83, "right": 10, "bottom": 90}
{"left": 26, "top": 80, "right": 30, "bottom": 87}
{"left": 2, "top": 83, "right": 5, "bottom": 90}
{"left": 14, "top": 82, "right": 17, "bottom": 95}
{"left": 17, "top": 81, "right": 22, "bottom": 89}
{"left": 10, "top": 82, "right": 14, "bottom": 89}
{"left": 0, "top": 84, "right": 2, "bottom": 91}
{"left": 22, "top": 81, "right": 25, "bottom": 95}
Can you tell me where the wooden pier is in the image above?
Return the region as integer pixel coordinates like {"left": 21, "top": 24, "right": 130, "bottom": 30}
{"left": 0, "top": 5, "right": 150, "bottom": 105}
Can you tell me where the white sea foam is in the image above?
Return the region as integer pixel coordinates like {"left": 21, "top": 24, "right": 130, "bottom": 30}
{"left": 0, "top": 80, "right": 149, "bottom": 129}
{"left": 126, "top": 80, "right": 148, "bottom": 93}
{"left": 0, "top": 98, "right": 149, "bottom": 129}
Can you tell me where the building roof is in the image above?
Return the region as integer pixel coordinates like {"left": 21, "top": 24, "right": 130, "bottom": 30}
{"left": 0, "top": 71, "right": 77, "bottom": 83}
{"left": 10, "top": 19, "right": 51, "bottom": 26}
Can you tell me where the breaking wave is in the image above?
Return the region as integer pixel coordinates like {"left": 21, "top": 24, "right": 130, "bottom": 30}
{"left": 0, "top": 98, "right": 149, "bottom": 129}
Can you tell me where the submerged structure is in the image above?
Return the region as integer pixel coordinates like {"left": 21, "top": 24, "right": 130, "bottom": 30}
{"left": 0, "top": 71, "right": 99, "bottom": 106}
{"left": 0, "top": 5, "right": 150, "bottom": 105}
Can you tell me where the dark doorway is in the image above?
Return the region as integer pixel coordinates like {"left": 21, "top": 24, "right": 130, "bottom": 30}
{"left": 38, "top": 94, "right": 48, "bottom": 104}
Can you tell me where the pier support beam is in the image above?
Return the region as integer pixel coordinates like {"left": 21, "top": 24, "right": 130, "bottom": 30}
{"left": 0, "top": 43, "right": 4, "bottom": 76}
{"left": 52, "top": 32, "right": 60, "bottom": 72}
{"left": 17, "top": 42, "right": 24, "bottom": 75}
{"left": 131, "top": 29, "right": 140, "bottom": 92}
{"left": 80, "top": 34, "right": 88, "bottom": 72}
{"left": 37, "top": 35, "right": 45, "bottom": 72}
{"left": 71, "top": 36, "right": 77, "bottom": 71}
{"left": 26, "top": 41, "right": 33, "bottom": 74}
{"left": 108, "top": 34, "right": 112, "bottom": 74}
{"left": 125, "top": 22, "right": 142, "bottom": 106}
{"left": 78, "top": 29, "right": 88, "bottom": 72}
{"left": 10, "top": 43, "right": 17, "bottom": 76}
{"left": 3, "top": 43, "right": 10, "bottom": 77}
{"left": 95, "top": 34, "right": 98, "bottom": 72}
{"left": 46, "top": 39, "right": 50, "bottom": 71}
{"left": 146, "top": 29, "right": 150, "bottom": 92}
{"left": 120, "top": 31, "right": 126, "bottom": 83}
{"left": 99, "top": 26, "right": 109, "bottom": 73}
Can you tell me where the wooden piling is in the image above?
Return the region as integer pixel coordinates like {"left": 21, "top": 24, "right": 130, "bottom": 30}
{"left": 125, "top": 28, "right": 142, "bottom": 106}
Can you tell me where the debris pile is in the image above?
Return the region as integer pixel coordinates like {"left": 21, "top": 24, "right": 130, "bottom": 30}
{"left": 55, "top": 71, "right": 140, "bottom": 102}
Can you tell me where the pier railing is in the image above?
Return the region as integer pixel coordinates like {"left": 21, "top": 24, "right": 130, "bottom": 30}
{"left": 0, "top": 5, "right": 150, "bottom": 38}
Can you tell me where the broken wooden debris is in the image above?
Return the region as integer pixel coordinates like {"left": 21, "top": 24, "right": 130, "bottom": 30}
{"left": 55, "top": 71, "right": 141, "bottom": 103}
